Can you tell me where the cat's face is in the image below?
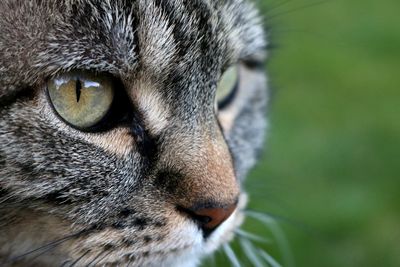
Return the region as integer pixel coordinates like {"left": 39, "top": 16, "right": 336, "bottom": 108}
{"left": 0, "top": 0, "right": 267, "bottom": 266}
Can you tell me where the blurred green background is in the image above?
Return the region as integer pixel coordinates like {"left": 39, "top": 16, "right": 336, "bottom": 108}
{"left": 208, "top": 0, "right": 400, "bottom": 266}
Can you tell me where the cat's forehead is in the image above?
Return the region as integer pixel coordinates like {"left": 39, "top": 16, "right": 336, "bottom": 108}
{"left": 0, "top": 0, "right": 265, "bottom": 89}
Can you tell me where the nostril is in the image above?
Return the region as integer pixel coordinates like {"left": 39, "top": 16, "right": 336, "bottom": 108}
{"left": 178, "top": 203, "right": 237, "bottom": 237}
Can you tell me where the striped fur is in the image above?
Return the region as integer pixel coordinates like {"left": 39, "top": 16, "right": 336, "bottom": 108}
{"left": 0, "top": 0, "right": 267, "bottom": 266}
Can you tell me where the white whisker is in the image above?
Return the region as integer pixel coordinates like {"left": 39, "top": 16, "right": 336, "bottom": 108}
{"left": 246, "top": 211, "right": 295, "bottom": 267}
{"left": 259, "top": 249, "right": 283, "bottom": 267}
{"left": 235, "top": 229, "right": 271, "bottom": 243}
{"left": 239, "top": 238, "right": 266, "bottom": 267}
{"left": 223, "top": 244, "right": 242, "bottom": 267}
{"left": 245, "top": 210, "right": 275, "bottom": 224}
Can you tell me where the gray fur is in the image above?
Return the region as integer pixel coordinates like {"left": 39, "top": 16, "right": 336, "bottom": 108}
{"left": 0, "top": 0, "right": 267, "bottom": 266}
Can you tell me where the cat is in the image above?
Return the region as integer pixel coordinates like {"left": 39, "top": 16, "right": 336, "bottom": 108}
{"left": 0, "top": 0, "right": 267, "bottom": 266}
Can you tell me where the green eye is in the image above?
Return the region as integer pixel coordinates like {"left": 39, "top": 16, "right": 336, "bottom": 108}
{"left": 47, "top": 72, "right": 115, "bottom": 129}
{"left": 216, "top": 65, "right": 239, "bottom": 108}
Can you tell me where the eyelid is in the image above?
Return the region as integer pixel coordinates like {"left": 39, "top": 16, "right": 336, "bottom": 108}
{"left": 242, "top": 58, "right": 265, "bottom": 70}
{"left": 240, "top": 50, "right": 267, "bottom": 70}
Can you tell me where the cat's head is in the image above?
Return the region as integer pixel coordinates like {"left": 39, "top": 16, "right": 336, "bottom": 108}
{"left": 0, "top": 0, "right": 267, "bottom": 266}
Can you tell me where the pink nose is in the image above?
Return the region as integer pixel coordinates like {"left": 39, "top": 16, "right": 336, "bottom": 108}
{"left": 180, "top": 203, "right": 237, "bottom": 236}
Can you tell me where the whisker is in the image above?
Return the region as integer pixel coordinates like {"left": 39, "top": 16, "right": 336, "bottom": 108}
{"left": 0, "top": 194, "right": 15, "bottom": 204}
{"left": 9, "top": 230, "right": 87, "bottom": 264}
{"left": 246, "top": 209, "right": 315, "bottom": 234}
{"left": 259, "top": 249, "right": 283, "bottom": 267}
{"left": 267, "top": 0, "right": 331, "bottom": 20}
{"left": 223, "top": 244, "right": 242, "bottom": 267}
{"left": 60, "top": 260, "right": 72, "bottom": 267}
{"left": 239, "top": 238, "right": 265, "bottom": 267}
{"left": 246, "top": 211, "right": 295, "bottom": 267}
{"left": 69, "top": 250, "right": 91, "bottom": 267}
{"left": 93, "top": 251, "right": 112, "bottom": 266}
{"left": 245, "top": 210, "right": 275, "bottom": 224}
{"left": 264, "top": 0, "right": 293, "bottom": 14}
{"left": 15, "top": 244, "right": 60, "bottom": 265}
{"left": 235, "top": 229, "right": 271, "bottom": 243}
{"left": 86, "top": 250, "right": 106, "bottom": 267}
{"left": 246, "top": 209, "right": 294, "bottom": 224}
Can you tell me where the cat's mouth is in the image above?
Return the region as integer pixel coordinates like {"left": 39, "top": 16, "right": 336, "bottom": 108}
{"left": 63, "top": 194, "right": 248, "bottom": 266}
{"left": 131, "top": 194, "right": 248, "bottom": 265}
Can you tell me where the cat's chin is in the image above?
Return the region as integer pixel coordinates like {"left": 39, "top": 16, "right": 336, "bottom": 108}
{"left": 119, "top": 193, "right": 247, "bottom": 267}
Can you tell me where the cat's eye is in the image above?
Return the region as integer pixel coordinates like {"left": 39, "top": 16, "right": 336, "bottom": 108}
{"left": 216, "top": 65, "right": 239, "bottom": 109}
{"left": 47, "top": 72, "right": 115, "bottom": 130}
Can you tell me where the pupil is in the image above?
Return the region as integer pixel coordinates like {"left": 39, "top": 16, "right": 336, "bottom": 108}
{"left": 76, "top": 79, "right": 82, "bottom": 102}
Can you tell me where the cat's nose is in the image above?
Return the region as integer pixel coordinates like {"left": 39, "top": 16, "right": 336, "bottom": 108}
{"left": 179, "top": 202, "right": 237, "bottom": 236}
